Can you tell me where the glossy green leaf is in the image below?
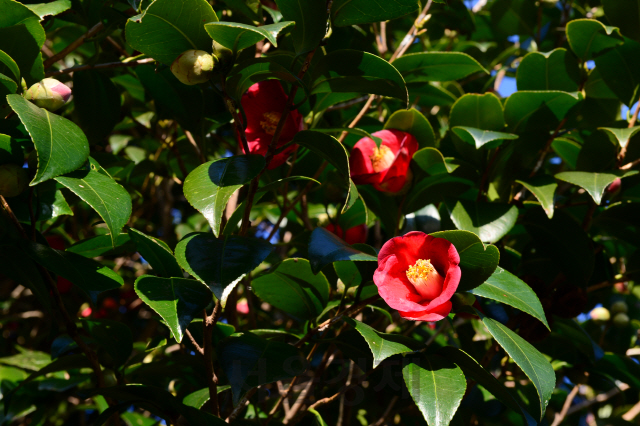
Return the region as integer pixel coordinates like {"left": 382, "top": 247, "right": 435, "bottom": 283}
{"left": 471, "top": 267, "right": 549, "bottom": 329}
{"left": 218, "top": 332, "right": 307, "bottom": 404}
{"left": 0, "top": 346, "right": 50, "bottom": 370}
{"left": 11, "top": 180, "right": 73, "bottom": 223}
{"left": 252, "top": 258, "right": 330, "bottom": 320}
{"left": 311, "top": 50, "right": 408, "bottom": 105}
{"left": 384, "top": 108, "right": 435, "bottom": 148}
{"left": 404, "top": 174, "right": 474, "bottom": 213}
{"left": 183, "top": 155, "right": 265, "bottom": 237}
{"left": 490, "top": 0, "right": 536, "bottom": 36}
{"left": 26, "top": 0, "right": 71, "bottom": 20}
{"left": 412, "top": 147, "right": 457, "bottom": 175}
{"left": 182, "top": 385, "right": 231, "bottom": 409}
{"left": 73, "top": 70, "right": 121, "bottom": 143}
{"left": 331, "top": 0, "right": 418, "bottom": 26}
{"left": 275, "top": 0, "right": 327, "bottom": 53}
{"left": 392, "top": 52, "right": 488, "bottom": 83}
{"left": 516, "top": 49, "right": 580, "bottom": 92}
{"left": 555, "top": 170, "right": 638, "bottom": 204}
{"left": 22, "top": 240, "right": 123, "bottom": 304}
{"left": 599, "top": 126, "right": 640, "bottom": 150}
{"left": 308, "top": 227, "right": 377, "bottom": 274}
{"left": 504, "top": 91, "right": 581, "bottom": 133}
{"left": 134, "top": 275, "right": 212, "bottom": 343}
{"left": 0, "top": 73, "right": 18, "bottom": 104}
{"left": 204, "top": 21, "right": 294, "bottom": 51}
{"left": 0, "top": 49, "right": 19, "bottom": 82}
{"left": 346, "top": 318, "right": 419, "bottom": 368}
{"left": 82, "top": 319, "right": 133, "bottom": 367}
{"left": 437, "top": 347, "right": 537, "bottom": 426}
{"left": 7, "top": 94, "right": 89, "bottom": 185}
{"left": 125, "top": 0, "right": 218, "bottom": 65}
{"left": 551, "top": 137, "right": 581, "bottom": 169}
{"left": 566, "top": 19, "right": 624, "bottom": 61}
{"left": 450, "top": 92, "right": 505, "bottom": 130}
{"left": 308, "top": 408, "right": 328, "bottom": 426}
{"left": 593, "top": 37, "right": 640, "bottom": 106}
{"left": 175, "top": 232, "right": 273, "bottom": 304}
{"left": 66, "top": 234, "right": 135, "bottom": 258}
{"left": 585, "top": 67, "right": 618, "bottom": 99}
{"left": 447, "top": 200, "right": 518, "bottom": 244}
{"left": 602, "top": 0, "right": 640, "bottom": 42}
{"left": 430, "top": 230, "right": 500, "bottom": 292}
{"left": 516, "top": 176, "right": 557, "bottom": 218}
{"left": 293, "top": 130, "right": 359, "bottom": 213}
{"left": 334, "top": 261, "right": 362, "bottom": 290}
{"left": 452, "top": 126, "right": 518, "bottom": 149}
{"left": 128, "top": 228, "right": 183, "bottom": 278}
{"left": 55, "top": 159, "right": 132, "bottom": 247}
{"left": 480, "top": 316, "right": 555, "bottom": 420}
{"left": 402, "top": 354, "right": 466, "bottom": 426}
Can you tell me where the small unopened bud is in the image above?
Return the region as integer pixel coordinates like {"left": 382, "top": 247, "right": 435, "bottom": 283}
{"left": 590, "top": 307, "right": 610, "bottom": 323}
{"left": 170, "top": 50, "right": 215, "bottom": 85}
{"left": 613, "top": 312, "right": 629, "bottom": 328}
{"left": 0, "top": 163, "right": 29, "bottom": 197}
{"left": 607, "top": 178, "right": 621, "bottom": 194}
{"left": 24, "top": 78, "right": 72, "bottom": 111}
{"left": 610, "top": 301, "right": 628, "bottom": 314}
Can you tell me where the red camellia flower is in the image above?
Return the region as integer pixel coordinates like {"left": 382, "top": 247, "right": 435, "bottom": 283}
{"left": 240, "top": 80, "right": 303, "bottom": 169}
{"left": 374, "top": 232, "right": 461, "bottom": 321}
{"left": 326, "top": 223, "right": 368, "bottom": 245}
{"left": 349, "top": 129, "right": 419, "bottom": 193}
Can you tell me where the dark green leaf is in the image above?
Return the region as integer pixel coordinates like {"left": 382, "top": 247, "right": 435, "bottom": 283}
{"left": 73, "top": 70, "right": 121, "bottom": 143}
{"left": 593, "top": 37, "right": 640, "bottom": 106}
{"left": 593, "top": 201, "right": 640, "bottom": 246}
{"left": 275, "top": 0, "right": 327, "bottom": 53}
{"left": 182, "top": 385, "right": 231, "bottom": 409}
{"left": 599, "top": 126, "right": 640, "bottom": 150}
{"left": 82, "top": 319, "right": 133, "bottom": 367}
{"left": 183, "top": 155, "right": 265, "bottom": 237}
{"left": 555, "top": 170, "right": 638, "bottom": 205}
{"left": 252, "top": 258, "right": 330, "bottom": 320}
{"left": 257, "top": 176, "right": 320, "bottom": 194}
{"left": 125, "top": 0, "right": 218, "bottom": 65}
{"left": 516, "top": 49, "right": 580, "bottom": 92}
{"left": 334, "top": 261, "right": 362, "bottom": 290}
{"left": 412, "top": 147, "right": 457, "bottom": 175}
{"left": 392, "top": 52, "right": 488, "bottom": 83}
{"left": 11, "top": 180, "right": 73, "bottom": 223}
{"left": 447, "top": 200, "right": 519, "bottom": 244}
{"left": 331, "top": 0, "right": 418, "bottom": 26}
{"left": 0, "top": 49, "right": 19, "bottom": 82}
{"left": 602, "top": 0, "right": 640, "bottom": 42}
{"left": 219, "top": 332, "right": 307, "bottom": 404}
{"left": 450, "top": 92, "right": 505, "bottom": 130}
{"left": 311, "top": 50, "right": 407, "bottom": 105}
{"left": 0, "top": 243, "right": 51, "bottom": 311}
{"left": 402, "top": 354, "right": 466, "bottom": 426}
{"left": 480, "top": 315, "right": 555, "bottom": 420}
{"left": 308, "top": 227, "right": 377, "bottom": 275}
{"left": 490, "top": 0, "right": 536, "bottom": 36}
{"left": 204, "top": 21, "right": 294, "bottom": 51}
{"left": 55, "top": 159, "right": 132, "bottom": 247}
{"left": 26, "top": 0, "right": 71, "bottom": 19}
{"left": 7, "top": 94, "right": 89, "bottom": 185}
{"left": 134, "top": 275, "right": 212, "bottom": 342}
{"left": 430, "top": 230, "right": 500, "bottom": 292}
{"left": 346, "top": 318, "right": 419, "bottom": 368}
{"left": 471, "top": 267, "right": 549, "bottom": 329}
{"left": 66, "top": 234, "right": 135, "bottom": 258}
{"left": 452, "top": 126, "right": 518, "bottom": 150}
{"left": 551, "top": 137, "right": 581, "bottom": 169}
{"left": 516, "top": 176, "right": 557, "bottom": 219}
{"left": 21, "top": 240, "right": 123, "bottom": 304}
{"left": 128, "top": 228, "right": 183, "bottom": 278}
{"left": 566, "top": 18, "right": 624, "bottom": 61}
{"left": 504, "top": 91, "right": 581, "bottom": 133}
{"left": 175, "top": 232, "right": 273, "bottom": 304}
{"left": 404, "top": 174, "right": 474, "bottom": 213}
{"left": 384, "top": 108, "right": 435, "bottom": 148}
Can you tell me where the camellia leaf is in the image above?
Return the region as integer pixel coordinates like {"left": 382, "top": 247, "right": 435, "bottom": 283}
{"left": 471, "top": 267, "right": 549, "bottom": 329}
{"left": 404, "top": 174, "right": 474, "bottom": 214}
{"left": 384, "top": 108, "right": 435, "bottom": 148}
{"left": 412, "top": 147, "right": 458, "bottom": 175}
{"left": 125, "top": 0, "right": 219, "bottom": 65}
{"left": 26, "top": 0, "right": 71, "bottom": 20}
{"left": 134, "top": 275, "right": 212, "bottom": 343}
{"left": 55, "top": 159, "right": 132, "bottom": 248}
{"left": 182, "top": 385, "right": 231, "bottom": 409}
{"left": 555, "top": 170, "right": 638, "bottom": 205}
{"left": 128, "top": 228, "right": 183, "bottom": 278}
{"left": 308, "top": 227, "right": 377, "bottom": 275}
{"left": 175, "top": 232, "right": 273, "bottom": 305}
{"left": 275, "top": 0, "right": 327, "bottom": 53}
{"left": 451, "top": 126, "right": 518, "bottom": 150}
{"left": 430, "top": 230, "right": 500, "bottom": 292}
{"left": 21, "top": 240, "right": 123, "bottom": 304}
{"left": 599, "top": 126, "right": 640, "bottom": 150}
{"left": 334, "top": 261, "right": 362, "bottom": 290}
{"left": 593, "top": 37, "right": 640, "bottom": 106}
{"left": 311, "top": 50, "right": 408, "bottom": 105}
{"left": 218, "top": 332, "right": 307, "bottom": 404}
{"left": 82, "top": 319, "right": 133, "bottom": 368}
{"left": 447, "top": 200, "right": 519, "bottom": 244}
{"left": 566, "top": 18, "right": 624, "bottom": 61}
{"left": 504, "top": 91, "right": 581, "bottom": 134}
{"left": 183, "top": 155, "right": 265, "bottom": 237}
{"left": 551, "top": 137, "right": 581, "bottom": 169}
{"left": 0, "top": 49, "right": 20, "bottom": 82}
{"left": 392, "top": 52, "right": 488, "bottom": 83}
{"left": 450, "top": 93, "right": 505, "bottom": 131}
{"left": 330, "top": 0, "right": 418, "bottom": 27}
{"left": 402, "top": 354, "right": 466, "bottom": 426}
{"left": 516, "top": 176, "right": 558, "bottom": 219}
{"left": 480, "top": 315, "right": 555, "bottom": 420}
{"left": 516, "top": 49, "right": 580, "bottom": 92}
{"left": 346, "top": 318, "right": 419, "bottom": 368}
{"left": 7, "top": 94, "right": 89, "bottom": 186}
{"left": 204, "top": 21, "right": 294, "bottom": 52}
{"left": 601, "top": 0, "right": 640, "bottom": 41}
{"left": 73, "top": 70, "right": 121, "bottom": 143}
{"left": 251, "top": 258, "right": 330, "bottom": 321}
{"left": 66, "top": 234, "right": 134, "bottom": 258}
{"left": 0, "top": 244, "right": 51, "bottom": 311}
{"left": 293, "top": 130, "right": 359, "bottom": 213}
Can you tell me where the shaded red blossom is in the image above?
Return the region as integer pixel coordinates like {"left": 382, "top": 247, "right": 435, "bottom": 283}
{"left": 373, "top": 232, "right": 461, "bottom": 322}
{"left": 349, "top": 129, "right": 418, "bottom": 194}
{"left": 326, "top": 223, "right": 367, "bottom": 245}
{"left": 240, "top": 80, "right": 303, "bottom": 169}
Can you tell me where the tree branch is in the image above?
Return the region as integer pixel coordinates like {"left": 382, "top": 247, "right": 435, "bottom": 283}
{"left": 44, "top": 22, "right": 105, "bottom": 69}
{"left": 46, "top": 58, "right": 155, "bottom": 77}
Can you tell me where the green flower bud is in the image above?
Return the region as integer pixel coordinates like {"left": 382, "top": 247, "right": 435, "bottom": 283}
{"left": 613, "top": 312, "right": 629, "bottom": 328}
{"left": 170, "top": 50, "right": 215, "bottom": 85}
{"left": 590, "top": 307, "right": 610, "bottom": 323}
{"left": 610, "top": 301, "right": 628, "bottom": 314}
{"left": 0, "top": 163, "right": 29, "bottom": 198}
{"left": 24, "top": 78, "right": 72, "bottom": 111}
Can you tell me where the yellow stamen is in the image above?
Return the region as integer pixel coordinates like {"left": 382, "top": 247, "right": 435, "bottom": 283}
{"left": 370, "top": 145, "right": 395, "bottom": 173}
{"left": 406, "top": 259, "right": 444, "bottom": 300}
{"left": 260, "top": 111, "right": 281, "bottom": 135}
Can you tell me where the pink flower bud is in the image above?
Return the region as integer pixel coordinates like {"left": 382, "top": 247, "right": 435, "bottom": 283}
{"left": 24, "top": 78, "right": 72, "bottom": 111}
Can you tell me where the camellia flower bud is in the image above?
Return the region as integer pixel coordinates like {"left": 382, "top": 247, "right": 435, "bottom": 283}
{"left": 24, "top": 78, "right": 72, "bottom": 112}
{"left": 610, "top": 300, "right": 628, "bottom": 314}
{"left": 170, "top": 50, "right": 215, "bottom": 85}
{"left": 0, "top": 163, "right": 29, "bottom": 198}
{"left": 590, "top": 306, "right": 610, "bottom": 323}
{"left": 613, "top": 312, "right": 629, "bottom": 328}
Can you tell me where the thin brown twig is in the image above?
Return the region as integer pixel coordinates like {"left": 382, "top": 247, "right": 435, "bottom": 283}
{"left": 203, "top": 301, "right": 223, "bottom": 417}
{"left": 185, "top": 329, "right": 204, "bottom": 356}
{"left": 618, "top": 104, "right": 640, "bottom": 165}
{"left": 551, "top": 385, "right": 580, "bottom": 426}
{"left": 44, "top": 22, "right": 105, "bottom": 69}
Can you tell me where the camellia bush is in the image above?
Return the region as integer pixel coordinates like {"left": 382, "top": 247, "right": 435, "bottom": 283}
{"left": 3, "top": 0, "right": 640, "bottom": 424}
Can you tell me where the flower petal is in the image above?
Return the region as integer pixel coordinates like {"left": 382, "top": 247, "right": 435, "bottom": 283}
{"left": 399, "top": 301, "right": 452, "bottom": 322}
